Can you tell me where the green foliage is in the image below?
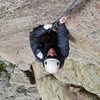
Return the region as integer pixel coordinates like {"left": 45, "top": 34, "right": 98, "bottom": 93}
{"left": 0, "top": 61, "right": 5, "bottom": 73}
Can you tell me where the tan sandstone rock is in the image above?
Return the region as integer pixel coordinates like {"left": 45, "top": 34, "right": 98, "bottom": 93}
{"left": 32, "top": 62, "right": 99, "bottom": 100}
{"left": 0, "top": 0, "right": 100, "bottom": 99}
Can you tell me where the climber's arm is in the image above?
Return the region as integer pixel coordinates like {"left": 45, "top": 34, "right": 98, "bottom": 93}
{"left": 30, "top": 32, "right": 44, "bottom": 62}
{"left": 57, "top": 24, "right": 70, "bottom": 60}
{"left": 30, "top": 24, "right": 52, "bottom": 38}
{"left": 29, "top": 24, "right": 52, "bottom": 62}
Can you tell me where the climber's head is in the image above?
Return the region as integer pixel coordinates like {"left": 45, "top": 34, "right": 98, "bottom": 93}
{"left": 44, "top": 48, "right": 60, "bottom": 74}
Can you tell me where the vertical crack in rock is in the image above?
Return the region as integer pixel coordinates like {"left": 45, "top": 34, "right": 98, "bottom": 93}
{"left": 23, "top": 66, "right": 36, "bottom": 84}
{"left": 57, "top": 94, "right": 61, "bottom": 100}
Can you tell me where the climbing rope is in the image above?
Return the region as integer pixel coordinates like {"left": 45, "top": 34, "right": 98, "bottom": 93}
{"left": 52, "top": 0, "right": 81, "bottom": 29}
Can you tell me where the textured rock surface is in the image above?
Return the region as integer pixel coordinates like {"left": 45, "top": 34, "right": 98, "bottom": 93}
{"left": 0, "top": 0, "right": 100, "bottom": 99}
{"left": 0, "top": 0, "right": 67, "bottom": 64}
{"left": 55, "top": 59, "right": 100, "bottom": 97}
{"left": 0, "top": 61, "right": 40, "bottom": 100}
{"left": 32, "top": 62, "right": 99, "bottom": 100}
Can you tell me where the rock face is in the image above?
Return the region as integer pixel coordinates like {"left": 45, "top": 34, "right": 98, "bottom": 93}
{"left": 0, "top": 0, "right": 100, "bottom": 100}
{"left": 0, "top": 0, "right": 67, "bottom": 64}
{"left": 55, "top": 59, "right": 100, "bottom": 97}
{"left": 0, "top": 61, "right": 40, "bottom": 100}
{"left": 32, "top": 62, "right": 99, "bottom": 100}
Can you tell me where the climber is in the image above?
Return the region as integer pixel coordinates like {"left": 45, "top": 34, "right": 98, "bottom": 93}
{"left": 29, "top": 16, "right": 70, "bottom": 74}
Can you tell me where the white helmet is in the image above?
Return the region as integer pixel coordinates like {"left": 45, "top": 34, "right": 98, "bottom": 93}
{"left": 44, "top": 58, "right": 60, "bottom": 74}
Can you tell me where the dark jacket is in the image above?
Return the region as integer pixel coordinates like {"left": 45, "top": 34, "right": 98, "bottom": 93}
{"left": 29, "top": 23, "right": 69, "bottom": 68}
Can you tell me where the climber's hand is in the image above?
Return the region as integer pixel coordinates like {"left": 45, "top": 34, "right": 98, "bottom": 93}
{"left": 59, "top": 16, "right": 67, "bottom": 24}
{"left": 44, "top": 24, "right": 52, "bottom": 30}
